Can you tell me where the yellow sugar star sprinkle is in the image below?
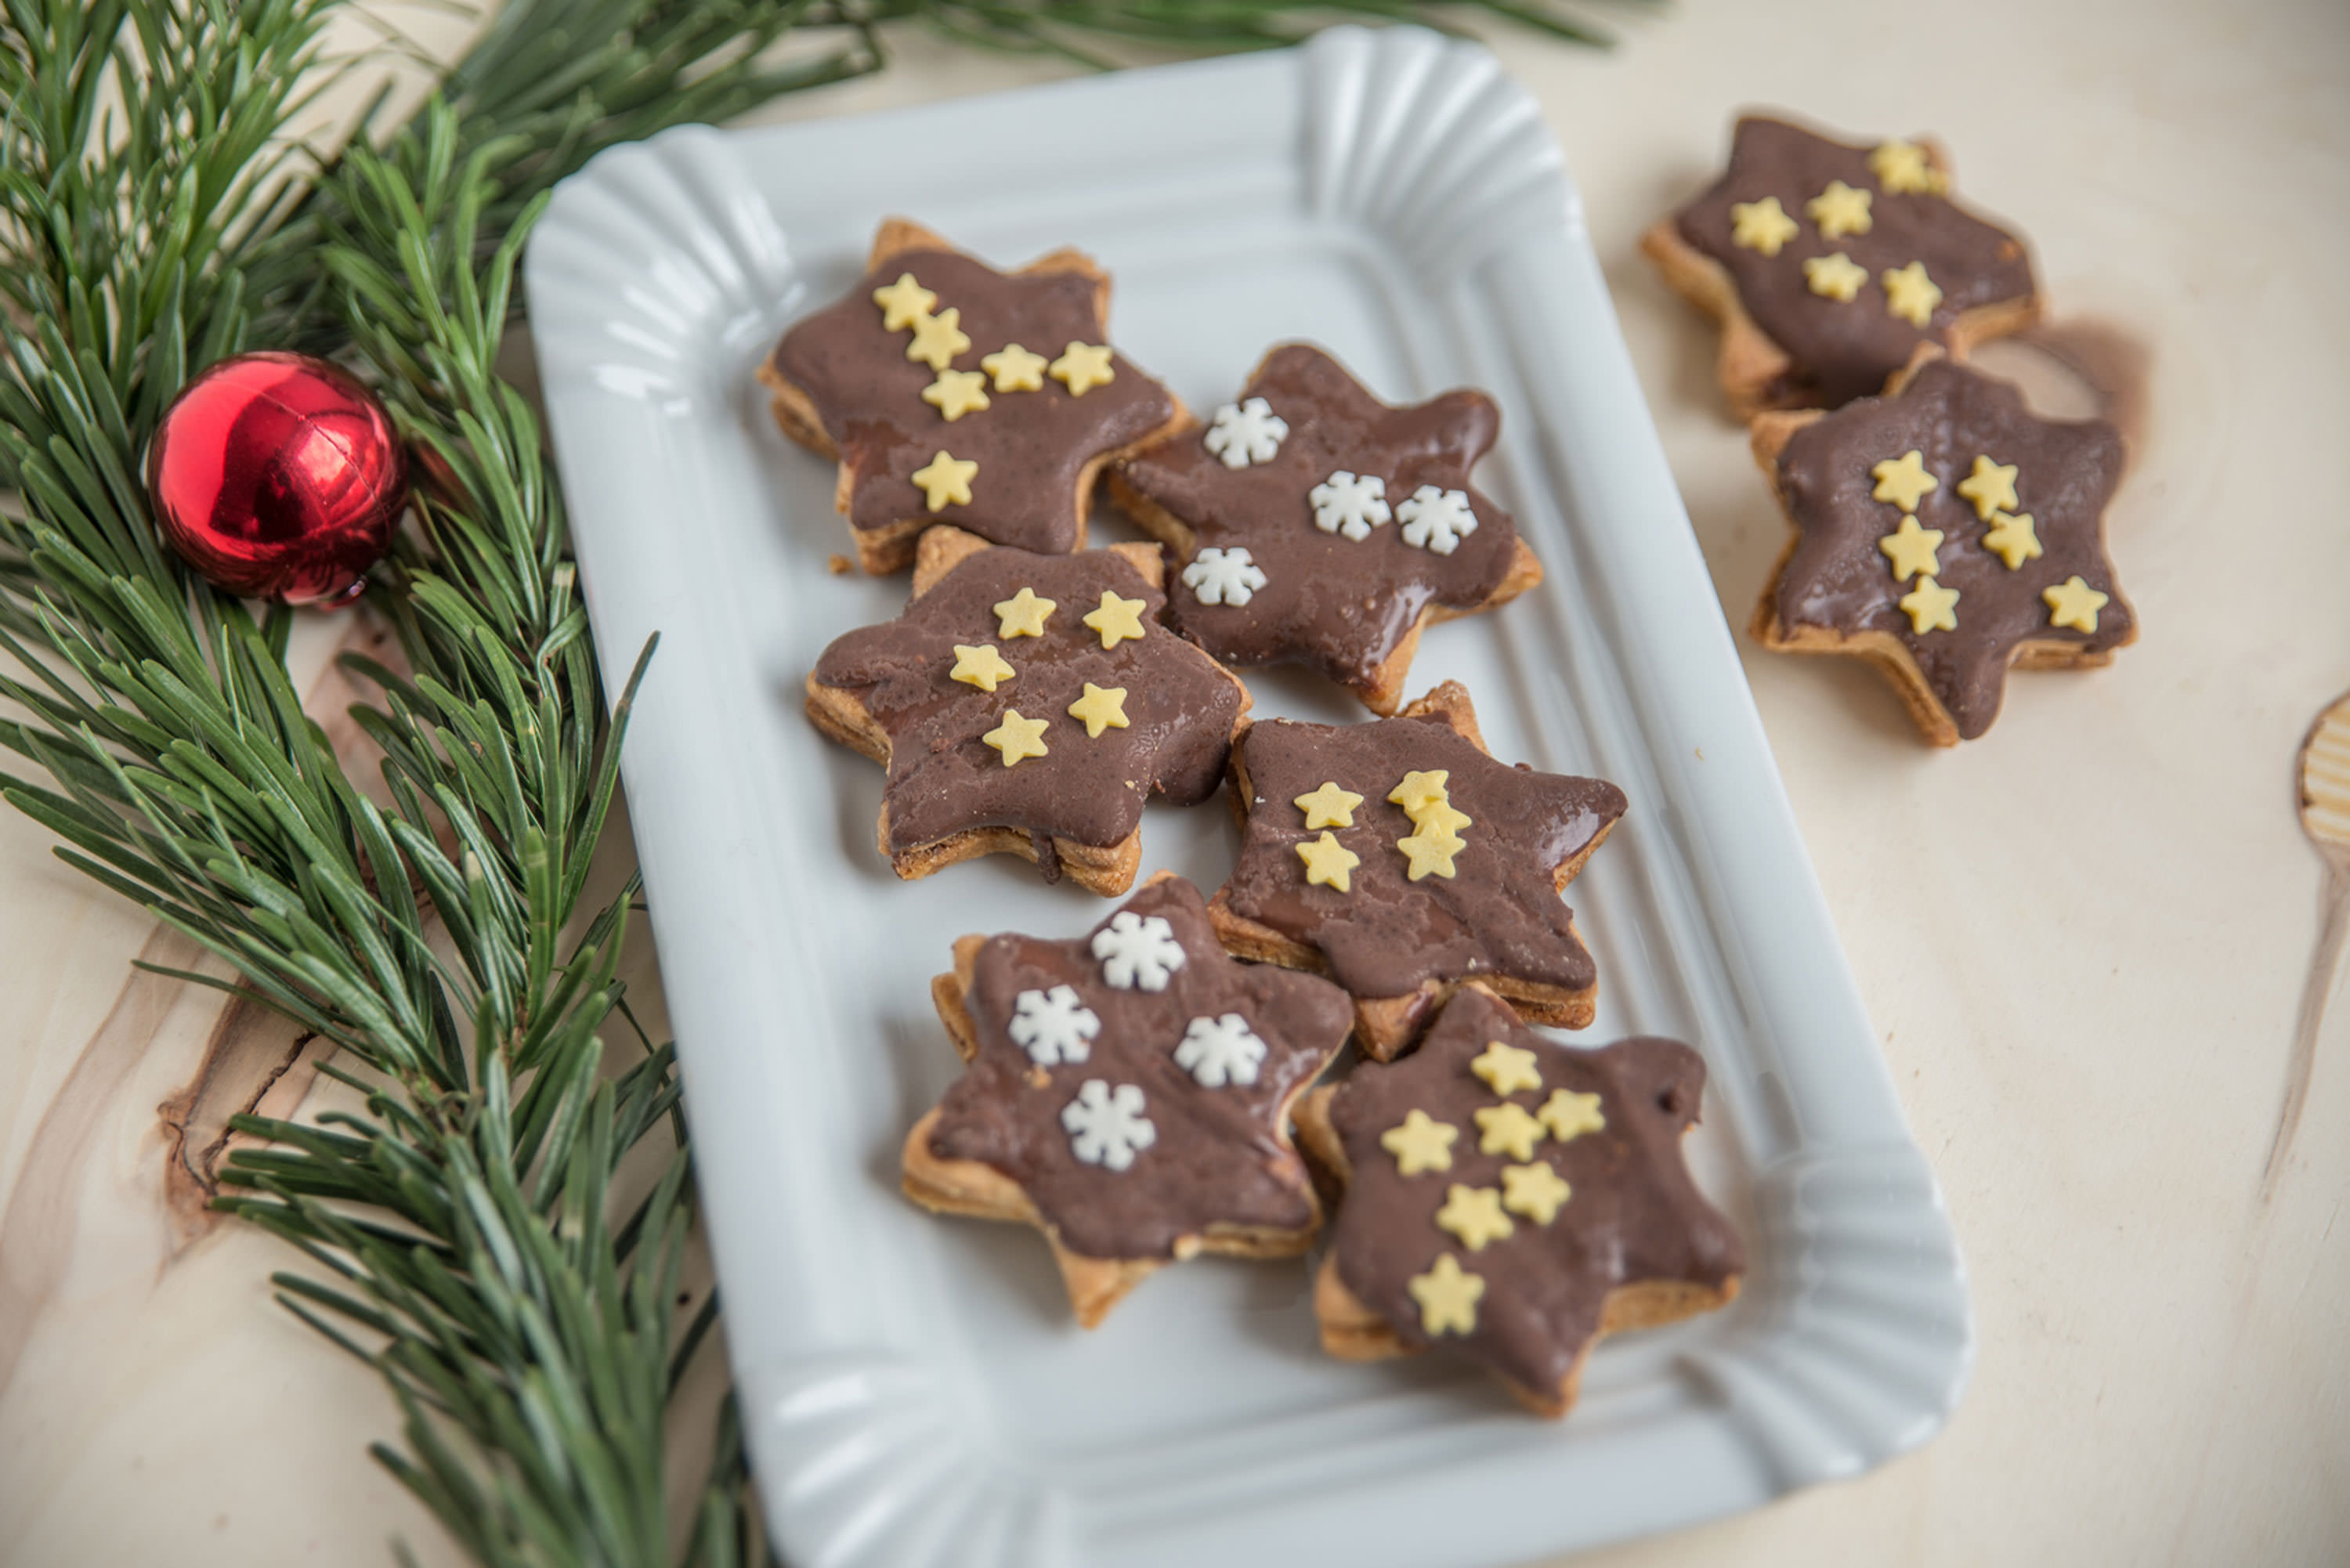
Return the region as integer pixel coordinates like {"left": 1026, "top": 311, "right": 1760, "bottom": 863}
{"left": 1807, "top": 180, "right": 1875, "bottom": 240}
{"left": 981, "top": 342, "right": 1049, "bottom": 393}
{"left": 949, "top": 643, "right": 1014, "bottom": 693}
{"left": 1296, "top": 830, "right": 1361, "bottom": 893}
{"left": 1730, "top": 196, "right": 1799, "bottom": 257}
{"left": 1049, "top": 341, "right": 1115, "bottom": 396}
{"left": 1409, "top": 798, "right": 1472, "bottom": 839}
{"left": 1381, "top": 1109, "right": 1458, "bottom": 1176}
{"left": 1981, "top": 511, "right": 2043, "bottom": 570}
{"left": 871, "top": 273, "right": 936, "bottom": 331}
{"left": 1386, "top": 770, "right": 1452, "bottom": 815}
{"left": 1293, "top": 781, "right": 1363, "bottom": 830}
{"left": 1899, "top": 576, "right": 1960, "bottom": 634}
{"left": 905, "top": 307, "right": 971, "bottom": 371}
{"left": 1869, "top": 139, "right": 1945, "bottom": 196}
{"left": 1803, "top": 251, "right": 1868, "bottom": 302}
{"left": 1473, "top": 1101, "right": 1546, "bottom": 1162}
{"left": 1871, "top": 450, "right": 1940, "bottom": 513}
{"left": 1082, "top": 590, "right": 1148, "bottom": 649}
{"left": 982, "top": 709, "right": 1050, "bottom": 766}
{"left": 1435, "top": 1184, "right": 1515, "bottom": 1253}
{"left": 1880, "top": 261, "right": 1943, "bottom": 328}
{"left": 911, "top": 450, "right": 978, "bottom": 511}
{"left": 921, "top": 368, "right": 991, "bottom": 422}
{"left": 1469, "top": 1039, "right": 1544, "bottom": 1099}
{"left": 1957, "top": 455, "right": 2020, "bottom": 521}
{"left": 1535, "top": 1089, "right": 1606, "bottom": 1143}
{"left": 1500, "top": 1162, "right": 1572, "bottom": 1225}
{"left": 1066, "top": 683, "right": 1130, "bottom": 739}
{"left": 1408, "top": 1252, "right": 1484, "bottom": 1336}
{"left": 2044, "top": 576, "right": 2110, "bottom": 633}
{"left": 992, "top": 586, "right": 1057, "bottom": 639}
{"left": 1878, "top": 515, "right": 1945, "bottom": 582}
{"left": 1397, "top": 826, "right": 1465, "bottom": 882}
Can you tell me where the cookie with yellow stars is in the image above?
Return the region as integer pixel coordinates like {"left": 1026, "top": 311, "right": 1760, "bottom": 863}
{"left": 1207, "top": 681, "right": 1627, "bottom": 1060}
{"left": 1748, "top": 352, "right": 2134, "bottom": 745}
{"left": 906, "top": 873, "right": 1352, "bottom": 1328}
{"left": 1108, "top": 344, "right": 1543, "bottom": 714}
{"left": 1292, "top": 984, "right": 1744, "bottom": 1418}
{"left": 759, "top": 218, "right": 1186, "bottom": 573}
{"left": 1640, "top": 115, "right": 2039, "bottom": 417}
{"left": 806, "top": 527, "right": 1249, "bottom": 893}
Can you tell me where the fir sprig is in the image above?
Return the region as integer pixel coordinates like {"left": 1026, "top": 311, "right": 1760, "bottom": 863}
{"left": 0, "top": 2, "right": 1623, "bottom": 1563}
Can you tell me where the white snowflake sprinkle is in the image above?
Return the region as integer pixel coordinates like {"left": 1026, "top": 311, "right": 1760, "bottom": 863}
{"left": 1173, "top": 1013, "right": 1268, "bottom": 1089}
{"left": 1202, "top": 397, "right": 1289, "bottom": 469}
{"left": 1396, "top": 485, "right": 1479, "bottom": 555}
{"left": 1061, "top": 1079, "right": 1156, "bottom": 1171}
{"left": 1181, "top": 547, "right": 1268, "bottom": 608}
{"left": 1309, "top": 470, "right": 1392, "bottom": 541}
{"left": 1006, "top": 985, "right": 1100, "bottom": 1067}
{"left": 1091, "top": 911, "right": 1187, "bottom": 991}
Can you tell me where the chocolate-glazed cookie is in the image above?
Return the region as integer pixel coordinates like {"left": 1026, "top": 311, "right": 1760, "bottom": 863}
{"left": 905, "top": 873, "right": 1354, "bottom": 1327}
{"left": 1108, "top": 345, "right": 1542, "bottom": 714}
{"left": 1294, "top": 985, "right": 1742, "bottom": 1416}
{"left": 1749, "top": 352, "right": 2135, "bottom": 744}
{"left": 1642, "top": 115, "right": 2038, "bottom": 417}
{"left": 760, "top": 219, "right": 1184, "bottom": 573}
{"left": 1209, "top": 681, "right": 1625, "bottom": 1059}
{"left": 808, "top": 527, "right": 1249, "bottom": 894}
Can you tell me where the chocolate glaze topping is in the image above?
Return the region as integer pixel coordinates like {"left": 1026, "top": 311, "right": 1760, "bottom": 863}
{"left": 1773, "top": 358, "right": 2132, "bottom": 739}
{"left": 1324, "top": 987, "right": 1743, "bottom": 1397}
{"left": 772, "top": 247, "right": 1175, "bottom": 554}
{"left": 1115, "top": 345, "right": 1520, "bottom": 693}
{"left": 812, "top": 545, "right": 1243, "bottom": 851}
{"left": 1219, "top": 710, "right": 1625, "bottom": 997}
{"left": 1676, "top": 117, "right": 2035, "bottom": 406}
{"left": 931, "top": 876, "right": 1353, "bottom": 1260}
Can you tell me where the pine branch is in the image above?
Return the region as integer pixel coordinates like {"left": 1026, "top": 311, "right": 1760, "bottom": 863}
{"left": 0, "top": 2, "right": 1630, "bottom": 1565}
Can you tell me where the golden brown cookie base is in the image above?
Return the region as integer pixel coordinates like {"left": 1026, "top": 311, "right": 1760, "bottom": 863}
{"left": 1291, "top": 1075, "right": 1740, "bottom": 1417}
{"left": 902, "top": 882, "right": 1328, "bottom": 1328}
{"left": 1637, "top": 150, "right": 2041, "bottom": 421}
{"left": 1207, "top": 682, "right": 1610, "bottom": 1058}
{"left": 759, "top": 218, "right": 1189, "bottom": 575}
{"left": 804, "top": 528, "right": 1248, "bottom": 895}
{"left": 1106, "top": 469, "right": 1544, "bottom": 716}
{"left": 1744, "top": 351, "right": 2135, "bottom": 748}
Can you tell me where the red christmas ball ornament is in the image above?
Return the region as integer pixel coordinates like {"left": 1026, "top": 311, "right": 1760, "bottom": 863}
{"left": 146, "top": 351, "right": 407, "bottom": 606}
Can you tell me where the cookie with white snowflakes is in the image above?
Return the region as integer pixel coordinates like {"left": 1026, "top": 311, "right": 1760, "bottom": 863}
{"left": 1293, "top": 984, "right": 1742, "bottom": 1415}
{"left": 1642, "top": 114, "right": 2039, "bottom": 417}
{"left": 1109, "top": 344, "right": 1542, "bottom": 714}
{"left": 1209, "top": 681, "right": 1626, "bottom": 1060}
{"left": 906, "top": 873, "right": 1354, "bottom": 1326}
{"left": 1748, "top": 351, "right": 2134, "bottom": 745}
{"left": 761, "top": 218, "right": 1185, "bottom": 573}
{"left": 807, "top": 527, "right": 1249, "bottom": 894}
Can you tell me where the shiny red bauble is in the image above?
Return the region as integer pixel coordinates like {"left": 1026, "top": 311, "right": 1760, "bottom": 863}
{"left": 146, "top": 351, "right": 407, "bottom": 605}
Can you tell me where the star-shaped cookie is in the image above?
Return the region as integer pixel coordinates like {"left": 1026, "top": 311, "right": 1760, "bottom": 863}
{"left": 1292, "top": 983, "right": 1744, "bottom": 1416}
{"left": 1642, "top": 115, "right": 2039, "bottom": 417}
{"left": 1748, "top": 352, "right": 2135, "bottom": 744}
{"left": 1109, "top": 344, "right": 1543, "bottom": 714}
{"left": 807, "top": 527, "right": 1249, "bottom": 893}
{"left": 1209, "top": 681, "right": 1627, "bottom": 1059}
{"left": 905, "top": 873, "right": 1354, "bottom": 1326}
{"left": 761, "top": 218, "right": 1186, "bottom": 573}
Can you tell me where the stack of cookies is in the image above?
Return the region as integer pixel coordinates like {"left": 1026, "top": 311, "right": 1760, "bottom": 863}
{"left": 759, "top": 220, "right": 1744, "bottom": 1418}
{"left": 1643, "top": 114, "right": 2138, "bottom": 744}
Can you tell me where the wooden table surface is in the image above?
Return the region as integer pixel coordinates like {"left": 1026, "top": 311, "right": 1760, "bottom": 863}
{"left": 5, "top": 2, "right": 2347, "bottom": 1563}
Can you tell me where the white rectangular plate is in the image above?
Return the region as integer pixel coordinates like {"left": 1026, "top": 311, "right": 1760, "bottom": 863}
{"left": 527, "top": 27, "right": 1969, "bottom": 1568}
